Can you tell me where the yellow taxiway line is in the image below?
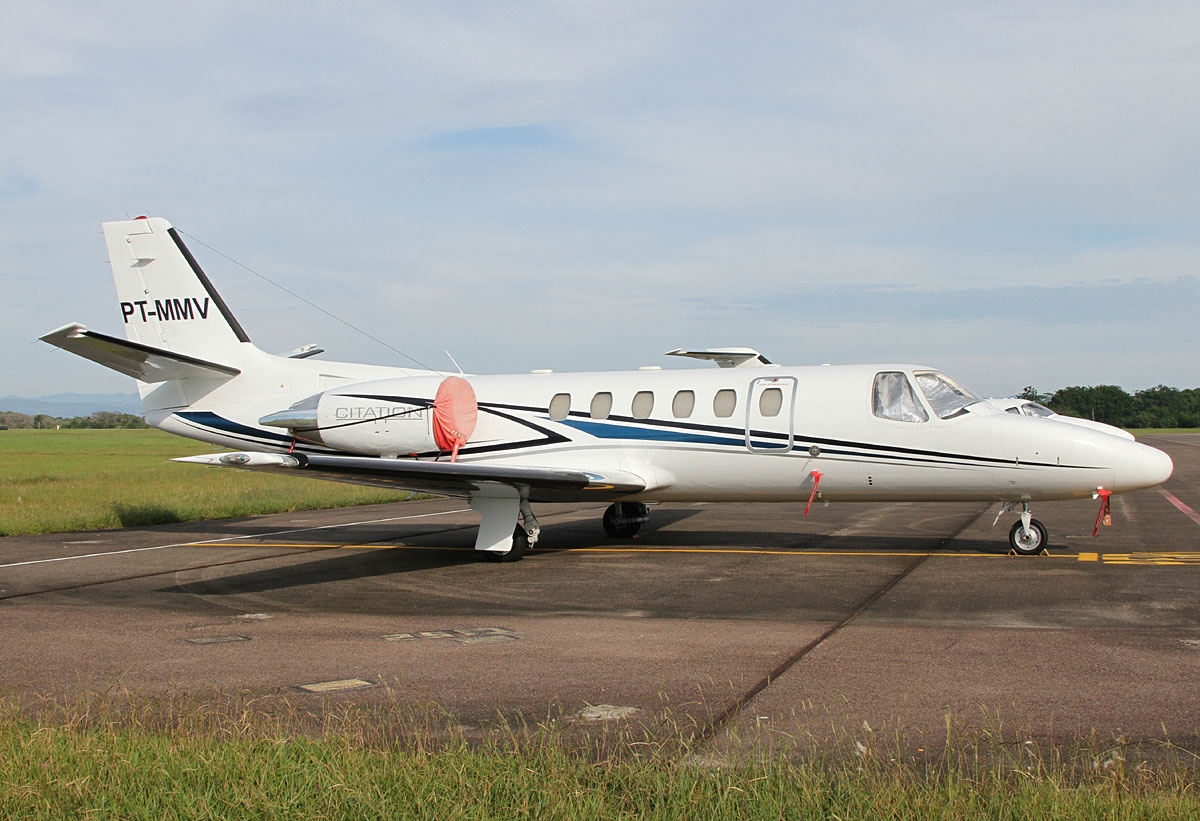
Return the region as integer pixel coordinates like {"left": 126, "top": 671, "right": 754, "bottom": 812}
{"left": 186, "top": 542, "right": 1200, "bottom": 565}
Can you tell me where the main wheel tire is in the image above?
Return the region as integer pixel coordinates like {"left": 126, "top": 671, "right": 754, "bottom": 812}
{"left": 1008, "top": 518, "right": 1048, "bottom": 555}
{"left": 602, "top": 503, "right": 644, "bottom": 538}
{"left": 485, "top": 524, "right": 529, "bottom": 563}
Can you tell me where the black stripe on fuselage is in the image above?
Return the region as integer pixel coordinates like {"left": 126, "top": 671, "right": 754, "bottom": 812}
{"left": 344, "top": 394, "right": 1094, "bottom": 470}
{"left": 344, "top": 394, "right": 572, "bottom": 457}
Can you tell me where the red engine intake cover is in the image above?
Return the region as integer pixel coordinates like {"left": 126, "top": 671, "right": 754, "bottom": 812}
{"left": 431, "top": 376, "right": 478, "bottom": 461}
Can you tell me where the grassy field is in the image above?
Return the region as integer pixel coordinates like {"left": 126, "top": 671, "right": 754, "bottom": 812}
{"left": 0, "top": 429, "right": 407, "bottom": 536}
{"left": 1, "top": 695, "right": 1197, "bottom": 820}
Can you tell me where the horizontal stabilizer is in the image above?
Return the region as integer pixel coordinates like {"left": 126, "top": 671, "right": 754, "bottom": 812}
{"left": 664, "top": 347, "right": 773, "bottom": 368}
{"left": 175, "top": 451, "right": 647, "bottom": 502}
{"left": 40, "top": 323, "right": 241, "bottom": 383}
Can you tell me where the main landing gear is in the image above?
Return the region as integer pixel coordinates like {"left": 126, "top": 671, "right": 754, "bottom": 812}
{"left": 486, "top": 522, "right": 531, "bottom": 563}
{"left": 603, "top": 502, "right": 651, "bottom": 538}
{"left": 477, "top": 496, "right": 540, "bottom": 563}
{"left": 997, "top": 502, "right": 1048, "bottom": 555}
{"left": 481, "top": 501, "right": 649, "bottom": 562}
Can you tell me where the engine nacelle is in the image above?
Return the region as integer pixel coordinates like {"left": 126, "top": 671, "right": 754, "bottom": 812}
{"left": 261, "top": 375, "right": 476, "bottom": 457}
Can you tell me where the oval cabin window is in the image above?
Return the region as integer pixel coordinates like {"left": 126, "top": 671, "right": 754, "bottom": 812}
{"left": 713, "top": 389, "right": 737, "bottom": 418}
{"left": 548, "top": 393, "right": 571, "bottom": 421}
{"left": 759, "top": 387, "right": 784, "bottom": 417}
{"left": 672, "top": 390, "right": 695, "bottom": 418}
{"left": 631, "top": 391, "right": 654, "bottom": 419}
{"left": 590, "top": 392, "right": 613, "bottom": 420}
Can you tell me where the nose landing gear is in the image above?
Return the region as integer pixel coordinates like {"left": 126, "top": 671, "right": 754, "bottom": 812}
{"left": 1008, "top": 516, "right": 1048, "bottom": 555}
{"left": 997, "top": 502, "right": 1049, "bottom": 555}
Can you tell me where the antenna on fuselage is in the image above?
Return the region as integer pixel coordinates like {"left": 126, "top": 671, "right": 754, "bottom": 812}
{"left": 179, "top": 229, "right": 442, "bottom": 373}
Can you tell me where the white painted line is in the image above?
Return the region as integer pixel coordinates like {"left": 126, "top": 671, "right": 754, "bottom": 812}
{"left": 1158, "top": 488, "right": 1200, "bottom": 527}
{"left": 0, "top": 508, "right": 472, "bottom": 570}
{"left": 296, "top": 678, "right": 374, "bottom": 693}
{"left": 186, "top": 635, "right": 250, "bottom": 645}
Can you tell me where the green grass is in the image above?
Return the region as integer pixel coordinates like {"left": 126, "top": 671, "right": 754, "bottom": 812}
{"left": 0, "top": 695, "right": 1197, "bottom": 820}
{"left": 0, "top": 429, "right": 407, "bottom": 536}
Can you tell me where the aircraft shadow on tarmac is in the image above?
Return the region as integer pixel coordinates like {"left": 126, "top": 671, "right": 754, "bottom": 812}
{"left": 619, "top": 531, "right": 1019, "bottom": 555}
{"left": 172, "top": 518, "right": 480, "bottom": 544}
{"left": 158, "top": 544, "right": 484, "bottom": 597}
{"left": 158, "top": 529, "right": 1020, "bottom": 600}
{"left": 156, "top": 510, "right": 705, "bottom": 596}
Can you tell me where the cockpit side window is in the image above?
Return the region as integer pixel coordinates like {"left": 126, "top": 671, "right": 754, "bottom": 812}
{"left": 914, "top": 371, "right": 982, "bottom": 420}
{"left": 1021, "top": 401, "right": 1055, "bottom": 418}
{"left": 872, "top": 372, "right": 929, "bottom": 423}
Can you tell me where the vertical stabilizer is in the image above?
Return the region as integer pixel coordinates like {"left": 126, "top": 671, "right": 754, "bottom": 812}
{"left": 104, "top": 217, "right": 250, "bottom": 357}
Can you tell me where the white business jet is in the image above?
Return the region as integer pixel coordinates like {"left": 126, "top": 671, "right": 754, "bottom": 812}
{"left": 41, "top": 217, "right": 1173, "bottom": 560}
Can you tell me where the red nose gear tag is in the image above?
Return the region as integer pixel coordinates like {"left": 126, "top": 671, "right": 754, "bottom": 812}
{"left": 1092, "top": 488, "right": 1112, "bottom": 537}
{"left": 804, "top": 471, "right": 824, "bottom": 517}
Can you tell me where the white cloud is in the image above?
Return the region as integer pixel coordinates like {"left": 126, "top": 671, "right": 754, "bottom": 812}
{"left": 3, "top": 1, "right": 1199, "bottom": 398}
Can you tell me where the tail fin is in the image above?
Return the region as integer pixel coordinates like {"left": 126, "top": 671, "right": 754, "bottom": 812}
{"left": 104, "top": 216, "right": 251, "bottom": 358}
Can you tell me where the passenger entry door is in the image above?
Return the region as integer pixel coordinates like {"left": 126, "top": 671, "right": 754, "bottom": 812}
{"left": 745, "top": 376, "right": 797, "bottom": 453}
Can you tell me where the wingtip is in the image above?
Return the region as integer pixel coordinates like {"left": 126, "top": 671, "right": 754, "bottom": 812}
{"left": 39, "top": 322, "right": 88, "bottom": 343}
{"left": 174, "top": 452, "right": 300, "bottom": 468}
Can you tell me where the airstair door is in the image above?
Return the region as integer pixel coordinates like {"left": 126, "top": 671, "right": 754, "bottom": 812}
{"left": 745, "top": 376, "right": 797, "bottom": 454}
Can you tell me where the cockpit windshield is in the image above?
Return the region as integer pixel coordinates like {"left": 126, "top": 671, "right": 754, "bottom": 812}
{"left": 872, "top": 372, "right": 929, "bottom": 422}
{"left": 1020, "top": 401, "right": 1055, "bottom": 418}
{"left": 914, "top": 371, "right": 983, "bottom": 419}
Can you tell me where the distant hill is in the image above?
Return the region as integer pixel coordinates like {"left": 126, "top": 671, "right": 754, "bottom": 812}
{"left": 0, "top": 393, "right": 143, "bottom": 418}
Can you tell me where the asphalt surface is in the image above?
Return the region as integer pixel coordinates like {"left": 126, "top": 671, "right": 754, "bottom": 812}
{"left": 2, "top": 434, "right": 1198, "bottom": 757}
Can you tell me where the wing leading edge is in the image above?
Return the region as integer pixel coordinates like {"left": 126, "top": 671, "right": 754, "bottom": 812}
{"left": 174, "top": 451, "right": 648, "bottom": 502}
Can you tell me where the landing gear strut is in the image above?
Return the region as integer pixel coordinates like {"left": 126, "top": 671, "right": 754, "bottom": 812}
{"left": 481, "top": 496, "right": 540, "bottom": 563}
{"left": 603, "top": 502, "right": 650, "bottom": 538}
{"left": 997, "top": 502, "right": 1048, "bottom": 555}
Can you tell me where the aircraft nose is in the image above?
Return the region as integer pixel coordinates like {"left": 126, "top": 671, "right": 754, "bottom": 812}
{"left": 1114, "top": 439, "right": 1173, "bottom": 491}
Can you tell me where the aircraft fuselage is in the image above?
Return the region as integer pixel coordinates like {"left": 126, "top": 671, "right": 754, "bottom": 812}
{"left": 154, "top": 362, "right": 1171, "bottom": 505}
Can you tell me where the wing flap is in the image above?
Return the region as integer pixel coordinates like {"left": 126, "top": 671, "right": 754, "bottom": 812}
{"left": 173, "top": 451, "right": 648, "bottom": 502}
{"left": 40, "top": 323, "right": 241, "bottom": 382}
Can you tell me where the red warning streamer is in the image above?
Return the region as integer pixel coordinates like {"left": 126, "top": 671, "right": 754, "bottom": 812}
{"left": 804, "top": 470, "right": 823, "bottom": 517}
{"left": 1092, "top": 488, "right": 1112, "bottom": 537}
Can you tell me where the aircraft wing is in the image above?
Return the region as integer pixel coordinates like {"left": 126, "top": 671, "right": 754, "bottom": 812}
{"left": 40, "top": 323, "right": 240, "bottom": 382}
{"left": 174, "top": 451, "right": 648, "bottom": 502}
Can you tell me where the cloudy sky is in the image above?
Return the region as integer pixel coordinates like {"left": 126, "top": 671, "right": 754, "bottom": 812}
{"left": 3, "top": 1, "right": 1198, "bottom": 399}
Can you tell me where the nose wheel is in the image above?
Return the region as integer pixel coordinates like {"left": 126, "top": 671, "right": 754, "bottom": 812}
{"left": 1008, "top": 517, "right": 1048, "bottom": 555}
{"left": 997, "top": 502, "right": 1049, "bottom": 555}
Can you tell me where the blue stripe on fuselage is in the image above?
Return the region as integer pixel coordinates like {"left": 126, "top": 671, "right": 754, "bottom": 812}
{"left": 175, "top": 411, "right": 293, "bottom": 446}
{"left": 559, "top": 417, "right": 756, "bottom": 448}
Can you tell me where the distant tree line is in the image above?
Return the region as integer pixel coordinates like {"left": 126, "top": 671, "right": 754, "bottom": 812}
{"left": 1019, "top": 385, "right": 1200, "bottom": 429}
{"left": 4, "top": 387, "right": 1196, "bottom": 431}
{"left": 0, "top": 410, "right": 149, "bottom": 430}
